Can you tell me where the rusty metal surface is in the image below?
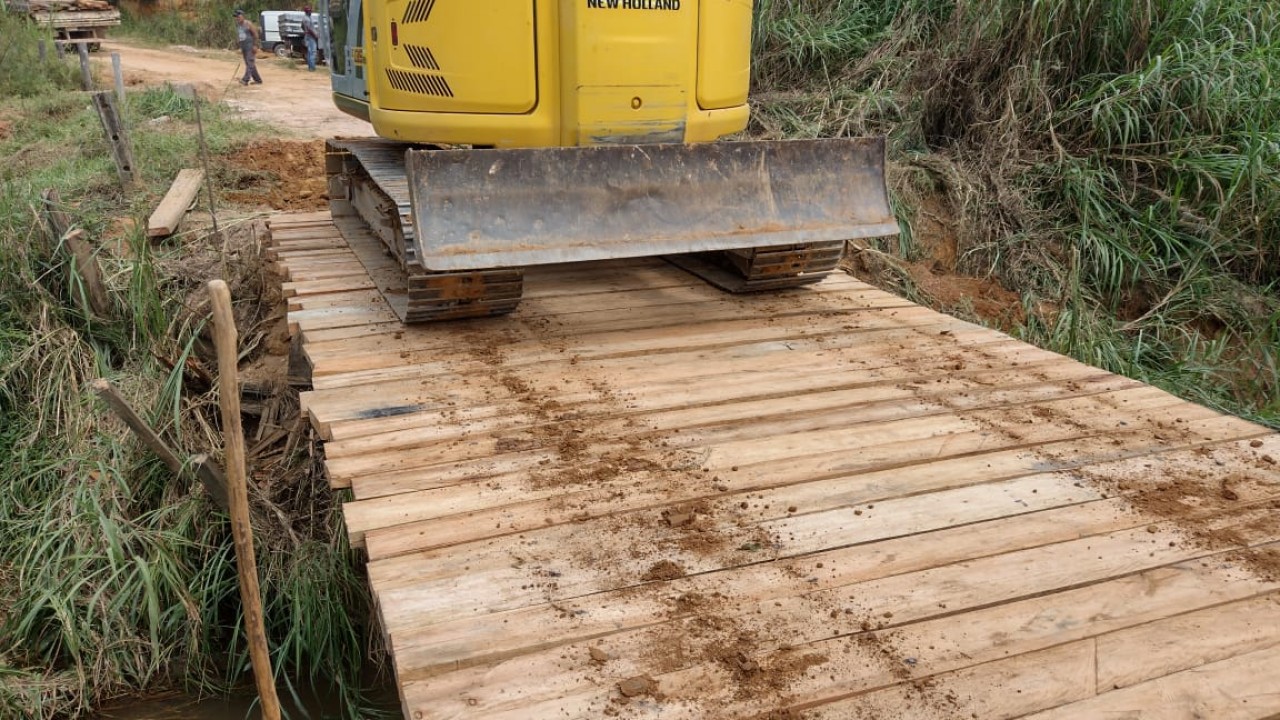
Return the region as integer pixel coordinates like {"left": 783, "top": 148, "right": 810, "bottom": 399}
{"left": 406, "top": 137, "right": 897, "bottom": 271}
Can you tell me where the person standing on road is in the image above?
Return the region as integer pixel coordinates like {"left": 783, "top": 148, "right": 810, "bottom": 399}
{"left": 301, "top": 6, "right": 320, "bottom": 72}
{"left": 234, "top": 9, "right": 263, "bottom": 85}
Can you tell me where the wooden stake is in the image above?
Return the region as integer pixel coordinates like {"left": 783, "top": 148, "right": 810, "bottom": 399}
{"left": 39, "top": 40, "right": 47, "bottom": 63}
{"left": 77, "top": 41, "right": 91, "bottom": 90}
{"left": 208, "top": 279, "right": 281, "bottom": 720}
{"left": 192, "top": 92, "right": 220, "bottom": 234}
{"left": 90, "top": 379, "right": 230, "bottom": 509}
{"left": 111, "top": 52, "right": 126, "bottom": 108}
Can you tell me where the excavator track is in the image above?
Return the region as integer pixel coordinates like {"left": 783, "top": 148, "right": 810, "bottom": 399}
{"left": 325, "top": 138, "right": 524, "bottom": 323}
{"left": 663, "top": 241, "right": 847, "bottom": 293}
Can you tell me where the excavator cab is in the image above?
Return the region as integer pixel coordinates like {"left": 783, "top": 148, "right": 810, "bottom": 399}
{"left": 321, "top": 0, "right": 896, "bottom": 322}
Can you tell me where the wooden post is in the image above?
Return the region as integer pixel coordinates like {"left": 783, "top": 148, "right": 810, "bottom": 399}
{"left": 192, "top": 92, "right": 220, "bottom": 234}
{"left": 39, "top": 40, "right": 47, "bottom": 63}
{"left": 91, "top": 91, "right": 139, "bottom": 189}
{"left": 63, "top": 229, "right": 112, "bottom": 319}
{"left": 90, "top": 379, "right": 230, "bottom": 509}
{"left": 207, "top": 280, "right": 281, "bottom": 720}
{"left": 77, "top": 42, "right": 92, "bottom": 90}
{"left": 111, "top": 52, "right": 126, "bottom": 108}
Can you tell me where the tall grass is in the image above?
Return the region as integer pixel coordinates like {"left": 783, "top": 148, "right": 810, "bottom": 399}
{"left": 753, "top": 0, "right": 1280, "bottom": 426}
{"left": 0, "top": 31, "right": 383, "bottom": 719}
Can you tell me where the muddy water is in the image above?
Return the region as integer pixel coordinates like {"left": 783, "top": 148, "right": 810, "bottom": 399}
{"left": 97, "top": 687, "right": 401, "bottom": 719}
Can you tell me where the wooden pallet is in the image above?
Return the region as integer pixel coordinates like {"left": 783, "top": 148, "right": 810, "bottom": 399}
{"left": 268, "top": 211, "right": 1280, "bottom": 720}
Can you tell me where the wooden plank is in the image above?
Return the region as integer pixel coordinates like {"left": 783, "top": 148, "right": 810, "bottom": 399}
{"left": 321, "top": 352, "right": 1100, "bottom": 461}
{"left": 394, "top": 537, "right": 1280, "bottom": 718}
{"left": 363, "top": 432, "right": 1280, "bottom": 607}
{"left": 800, "top": 593, "right": 1280, "bottom": 719}
{"left": 335, "top": 383, "right": 1196, "bottom": 504}
{"left": 356, "top": 392, "right": 1245, "bottom": 559}
{"left": 1022, "top": 643, "right": 1280, "bottom": 720}
{"left": 146, "top": 169, "right": 205, "bottom": 238}
{"left": 282, "top": 276, "right": 377, "bottom": 298}
{"left": 302, "top": 331, "right": 1047, "bottom": 441}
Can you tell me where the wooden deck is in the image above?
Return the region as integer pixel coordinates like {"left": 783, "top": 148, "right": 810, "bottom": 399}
{"left": 269, "top": 211, "right": 1280, "bottom": 720}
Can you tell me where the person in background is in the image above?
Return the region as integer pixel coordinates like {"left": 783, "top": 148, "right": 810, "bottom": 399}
{"left": 234, "top": 9, "right": 263, "bottom": 85}
{"left": 301, "top": 6, "right": 319, "bottom": 72}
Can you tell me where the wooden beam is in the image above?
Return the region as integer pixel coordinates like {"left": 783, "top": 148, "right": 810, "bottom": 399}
{"left": 146, "top": 169, "right": 205, "bottom": 238}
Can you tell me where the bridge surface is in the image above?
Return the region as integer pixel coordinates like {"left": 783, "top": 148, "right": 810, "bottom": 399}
{"left": 270, "top": 211, "right": 1280, "bottom": 720}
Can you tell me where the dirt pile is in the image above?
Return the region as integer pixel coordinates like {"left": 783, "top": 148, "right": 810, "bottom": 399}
{"left": 222, "top": 139, "right": 329, "bottom": 212}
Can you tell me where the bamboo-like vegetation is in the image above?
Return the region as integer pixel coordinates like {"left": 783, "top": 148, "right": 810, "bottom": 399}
{"left": 0, "top": 16, "right": 380, "bottom": 719}
{"left": 752, "top": 0, "right": 1279, "bottom": 424}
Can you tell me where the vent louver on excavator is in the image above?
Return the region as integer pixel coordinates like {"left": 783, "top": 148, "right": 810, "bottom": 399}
{"left": 401, "top": 0, "right": 436, "bottom": 23}
{"left": 385, "top": 68, "right": 453, "bottom": 97}
{"left": 403, "top": 45, "right": 440, "bottom": 70}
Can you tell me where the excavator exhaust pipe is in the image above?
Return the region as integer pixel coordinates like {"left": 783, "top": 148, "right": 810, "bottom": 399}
{"left": 406, "top": 137, "right": 897, "bottom": 272}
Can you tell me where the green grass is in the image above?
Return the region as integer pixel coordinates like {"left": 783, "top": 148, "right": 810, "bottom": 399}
{"left": 0, "top": 23, "right": 385, "bottom": 719}
{"left": 753, "top": 0, "right": 1280, "bottom": 427}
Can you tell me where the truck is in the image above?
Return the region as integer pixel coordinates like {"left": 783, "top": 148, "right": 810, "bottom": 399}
{"left": 7, "top": 0, "right": 120, "bottom": 48}
{"left": 259, "top": 9, "right": 327, "bottom": 62}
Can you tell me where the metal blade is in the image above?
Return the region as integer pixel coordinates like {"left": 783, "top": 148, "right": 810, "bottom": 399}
{"left": 406, "top": 137, "right": 897, "bottom": 271}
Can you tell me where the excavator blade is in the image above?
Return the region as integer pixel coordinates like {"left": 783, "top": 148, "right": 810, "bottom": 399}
{"left": 406, "top": 137, "right": 897, "bottom": 272}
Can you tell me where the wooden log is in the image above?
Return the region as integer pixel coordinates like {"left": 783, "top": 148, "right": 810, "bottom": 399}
{"left": 146, "top": 169, "right": 205, "bottom": 238}
{"left": 207, "top": 279, "right": 281, "bottom": 720}
{"left": 91, "top": 91, "right": 138, "bottom": 188}
{"left": 90, "top": 379, "right": 230, "bottom": 509}
{"left": 63, "top": 228, "right": 112, "bottom": 318}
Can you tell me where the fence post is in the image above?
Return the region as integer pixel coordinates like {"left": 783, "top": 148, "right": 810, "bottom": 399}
{"left": 91, "top": 91, "right": 139, "bottom": 189}
{"left": 111, "top": 52, "right": 126, "bottom": 108}
{"left": 77, "top": 41, "right": 92, "bottom": 90}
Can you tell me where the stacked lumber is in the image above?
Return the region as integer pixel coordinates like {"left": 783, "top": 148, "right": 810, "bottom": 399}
{"left": 11, "top": 0, "right": 113, "bottom": 10}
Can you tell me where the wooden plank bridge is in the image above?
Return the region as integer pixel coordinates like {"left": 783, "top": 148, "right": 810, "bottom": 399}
{"left": 268, "top": 211, "right": 1280, "bottom": 720}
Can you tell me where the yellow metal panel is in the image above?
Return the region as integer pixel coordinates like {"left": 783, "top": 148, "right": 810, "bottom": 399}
{"left": 369, "top": 0, "right": 537, "bottom": 114}
{"left": 559, "top": 0, "right": 696, "bottom": 144}
{"left": 697, "top": 0, "right": 752, "bottom": 109}
{"left": 576, "top": 86, "right": 687, "bottom": 145}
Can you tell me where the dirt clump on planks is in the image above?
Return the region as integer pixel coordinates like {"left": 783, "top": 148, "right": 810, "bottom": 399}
{"left": 641, "top": 560, "right": 686, "bottom": 582}
{"left": 1067, "top": 431, "right": 1280, "bottom": 582}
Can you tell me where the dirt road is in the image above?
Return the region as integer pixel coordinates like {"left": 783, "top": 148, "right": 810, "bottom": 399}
{"left": 95, "top": 40, "right": 370, "bottom": 138}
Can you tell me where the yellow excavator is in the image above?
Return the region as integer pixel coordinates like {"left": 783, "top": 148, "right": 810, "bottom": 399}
{"left": 321, "top": 0, "right": 897, "bottom": 322}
